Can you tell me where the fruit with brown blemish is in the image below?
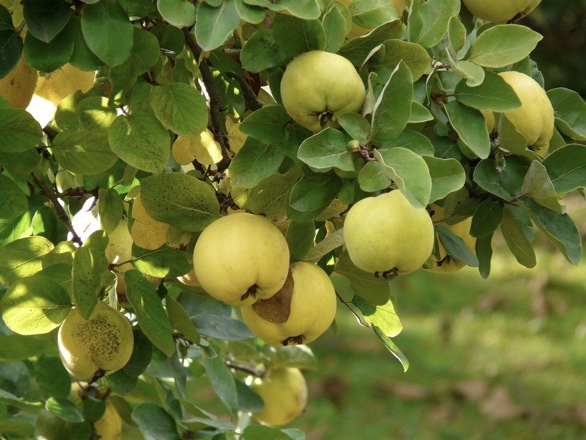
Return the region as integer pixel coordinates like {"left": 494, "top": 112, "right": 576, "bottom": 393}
{"left": 57, "top": 301, "right": 134, "bottom": 380}
{"left": 240, "top": 261, "right": 337, "bottom": 346}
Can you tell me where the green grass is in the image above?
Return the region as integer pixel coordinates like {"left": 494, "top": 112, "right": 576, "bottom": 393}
{"left": 294, "top": 201, "right": 586, "bottom": 440}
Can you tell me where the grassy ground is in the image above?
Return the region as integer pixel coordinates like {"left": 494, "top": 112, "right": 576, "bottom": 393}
{"left": 294, "top": 198, "right": 586, "bottom": 440}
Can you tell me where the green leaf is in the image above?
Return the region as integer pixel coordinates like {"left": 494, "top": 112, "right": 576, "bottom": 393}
{"left": 371, "top": 40, "right": 431, "bottom": 83}
{"left": 285, "top": 220, "right": 315, "bottom": 261}
{"left": 303, "top": 228, "right": 345, "bottom": 263}
{"left": 78, "top": 96, "right": 117, "bottom": 134}
{"left": 34, "top": 355, "right": 71, "bottom": 399}
{"left": 194, "top": 0, "right": 240, "bottom": 51}
{"left": 240, "top": 29, "right": 287, "bottom": 73}
{"left": 131, "top": 402, "right": 179, "bottom": 440}
{"left": 140, "top": 173, "right": 220, "bottom": 233}
{"left": 409, "top": 102, "right": 434, "bottom": 124}
{"left": 0, "top": 108, "right": 43, "bottom": 153}
{"left": 22, "top": 0, "right": 71, "bottom": 43}
{"left": 338, "top": 20, "right": 403, "bottom": 66}
{"left": 435, "top": 224, "right": 479, "bottom": 267}
{"left": 547, "top": 88, "right": 586, "bottom": 141}
{"left": 542, "top": 144, "right": 586, "bottom": 194}
{"left": 337, "top": 112, "right": 371, "bottom": 145}
{"left": 230, "top": 167, "right": 303, "bottom": 220}
{"left": 150, "top": 83, "right": 208, "bottom": 137}
{"left": 108, "top": 112, "right": 171, "bottom": 173}
{"left": 272, "top": 13, "right": 326, "bottom": 58}
{"left": 0, "top": 333, "right": 57, "bottom": 361}
{"left": 448, "top": 16, "right": 467, "bottom": 54}
{"left": 472, "top": 159, "right": 514, "bottom": 201}
{"left": 200, "top": 355, "right": 239, "bottom": 417}
{"left": 334, "top": 252, "right": 392, "bottom": 306}
{"left": 373, "top": 148, "right": 431, "bottom": 208}
{"left": 0, "top": 174, "right": 27, "bottom": 219}
{"left": 0, "top": 390, "right": 43, "bottom": 411}
{"left": 298, "top": 128, "right": 354, "bottom": 172}
{"left": 471, "top": 198, "right": 503, "bottom": 238}
{"left": 243, "top": 0, "right": 321, "bottom": 20}
{"left": 380, "top": 129, "right": 434, "bottom": 155}
{"left": 357, "top": 160, "right": 392, "bottom": 192}
{"left": 52, "top": 131, "right": 118, "bottom": 175}
{"left": 235, "top": 0, "right": 266, "bottom": 24}
{"left": 157, "top": 0, "right": 197, "bottom": 27}
{"left": 98, "top": 188, "right": 123, "bottom": 233}
{"left": 372, "top": 325, "right": 409, "bottom": 372}
{"left": 468, "top": 24, "right": 543, "bottom": 68}
{"left": 500, "top": 206, "right": 536, "bottom": 268}
{"left": 453, "top": 60, "right": 485, "bottom": 87}
{"left": 125, "top": 270, "right": 176, "bottom": 357}
{"left": 45, "top": 397, "right": 84, "bottom": 423}
{"left": 287, "top": 171, "right": 342, "bottom": 221}
{"left": 68, "top": 15, "right": 103, "bottom": 71}
{"left": 422, "top": 156, "right": 466, "bottom": 203}
{"left": 371, "top": 61, "right": 413, "bottom": 145}
{"left": 412, "top": 0, "right": 460, "bottom": 48}
{"left": 120, "top": 328, "right": 154, "bottom": 378}
{"left": 23, "top": 21, "right": 74, "bottom": 72}
{"left": 71, "top": 246, "right": 99, "bottom": 320}
{"left": 498, "top": 113, "right": 528, "bottom": 154}
{"left": 476, "top": 234, "right": 493, "bottom": 279}
{"left": 0, "top": 236, "right": 54, "bottom": 284}
{"left": 82, "top": 397, "right": 105, "bottom": 423}
{"left": 525, "top": 199, "right": 582, "bottom": 266}
{"left": 240, "top": 105, "right": 291, "bottom": 144}
{"left": 81, "top": 0, "right": 134, "bottom": 67}
{"left": 242, "top": 425, "right": 303, "bottom": 439}
{"left": 521, "top": 160, "right": 562, "bottom": 213}
{"left": 322, "top": 3, "right": 348, "bottom": 53}
{"left": 353, "top": 296, "right": 402, "bottom": 337}
{"left": 444, "top": 100, "right": 491, "bottom": 159}
{"left": 166, "top": 297, "right": 200, "bottom": 345}
{"left": 0, "top": 274, "right": 71, "bottom": 335}
{"left": 455, "top": 71, "right": 522, "bottom": 112}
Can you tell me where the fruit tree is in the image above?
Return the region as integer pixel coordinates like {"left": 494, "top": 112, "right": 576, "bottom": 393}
{"left": 0, "top": 0, "right": 585, "bottom": 439}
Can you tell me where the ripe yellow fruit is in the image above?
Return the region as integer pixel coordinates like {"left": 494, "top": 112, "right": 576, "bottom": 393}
{"left": 251, "top": 367, "right": 308, "bottom": 427}
{"left": 482, "top": 109, "right": 495, "bottom": 133}
{"left": 105, "top": 219, "right": 134, "bottom": 272}
{"left": 462, "top": 0, "right": 540, "bottom": 22}
{"left": 498, "top": 70, "right": 554, "bottom": 157}
{"left": 0, "top": 55, "right": 38, "bottom": 108}
{"left": 130, "top": 193, "right": 170, "bottom": 250}
{"left": 280, "top": 50, "right": 365, "bottom": 132}
{"left": 241, "top": 261, "right": 337, "bottom": 346}
{"left": 193, "top": 212, "right": 290, "bottom": 306}
{"left": 93, "top": 401, "right": 123, "bottom": 440}
{"left": 57, "top": 302, "right": 134, "bottom": 379}
{"left": 177, "top": 268, "right": 200, "bottom": 287}
{"left": 343, "top": 191, "right": 434, "bottom": 276}
{"left": 34, "top": 63, "right": 95, "bottom": 106}
{"left": 426, "top": 205, "right": 476, "bottom": 274}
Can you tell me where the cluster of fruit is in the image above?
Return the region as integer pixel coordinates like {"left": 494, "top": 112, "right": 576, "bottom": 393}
{"left": 193, "top": 212, "right": 338, "bottom": 347}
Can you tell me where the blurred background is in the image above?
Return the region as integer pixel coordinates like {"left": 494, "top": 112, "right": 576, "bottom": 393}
{"left": 295, "top": 3, "right": 586, "bottom": 439}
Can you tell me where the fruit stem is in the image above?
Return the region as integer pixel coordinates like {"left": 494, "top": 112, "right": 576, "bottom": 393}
{"left": 335, "top": 291, "right": 370, "bottom": 328}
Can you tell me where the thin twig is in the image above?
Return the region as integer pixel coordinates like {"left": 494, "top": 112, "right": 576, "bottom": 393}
{"left": 335, "top": 291, "right": 370, "bottom": 328}
{"left": 33, "top": 174, "right": 83, "bottom": 246}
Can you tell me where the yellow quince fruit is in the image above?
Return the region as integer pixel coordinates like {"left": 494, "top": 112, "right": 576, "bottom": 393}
{"left": 280, "top": 50, "right": 365, "bottom": 132}
{"left": 241, "top": 261, "right": 337, "bottom": 346}
{"left": 57, "top": 302, "right": 134, "bottom": 379}
{"left": 343, "top": 190, "right": 434, "bottom": 276}
{"left": 193, "top": 212, "right": 290, "bottom": 306}
{"left": 250, "top": 367, "right": 308, "bottom": 427}
{"left": 462, "top": 0, "right": 540, "bottom": 22}
{"left": 0, "top": 55, "right": 38, "bottom": 109}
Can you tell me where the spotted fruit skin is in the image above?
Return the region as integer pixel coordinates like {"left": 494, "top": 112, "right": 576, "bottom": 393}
{"left": 58, "top": 302, "right": 134, "bottom": 379}
{"left": 251, "top": 367, "right": 308, "bottom": 427}
{"left": 192, "top": 212, "right": 290, "bottom": 306}
{"left": 343, "top": 190, "right": 434, "bottom": 275}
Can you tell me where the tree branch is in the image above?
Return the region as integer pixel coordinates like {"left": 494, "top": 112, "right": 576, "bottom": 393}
{"left": 33, "top": 174, "right": 83, "bottom": 246}
{"left": 182, "top": 28, "right": 232, "bottom": 170}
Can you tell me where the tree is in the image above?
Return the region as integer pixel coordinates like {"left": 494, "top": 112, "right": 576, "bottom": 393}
{"left": 0, "top": 0, "right": 584, "bottom": 439}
